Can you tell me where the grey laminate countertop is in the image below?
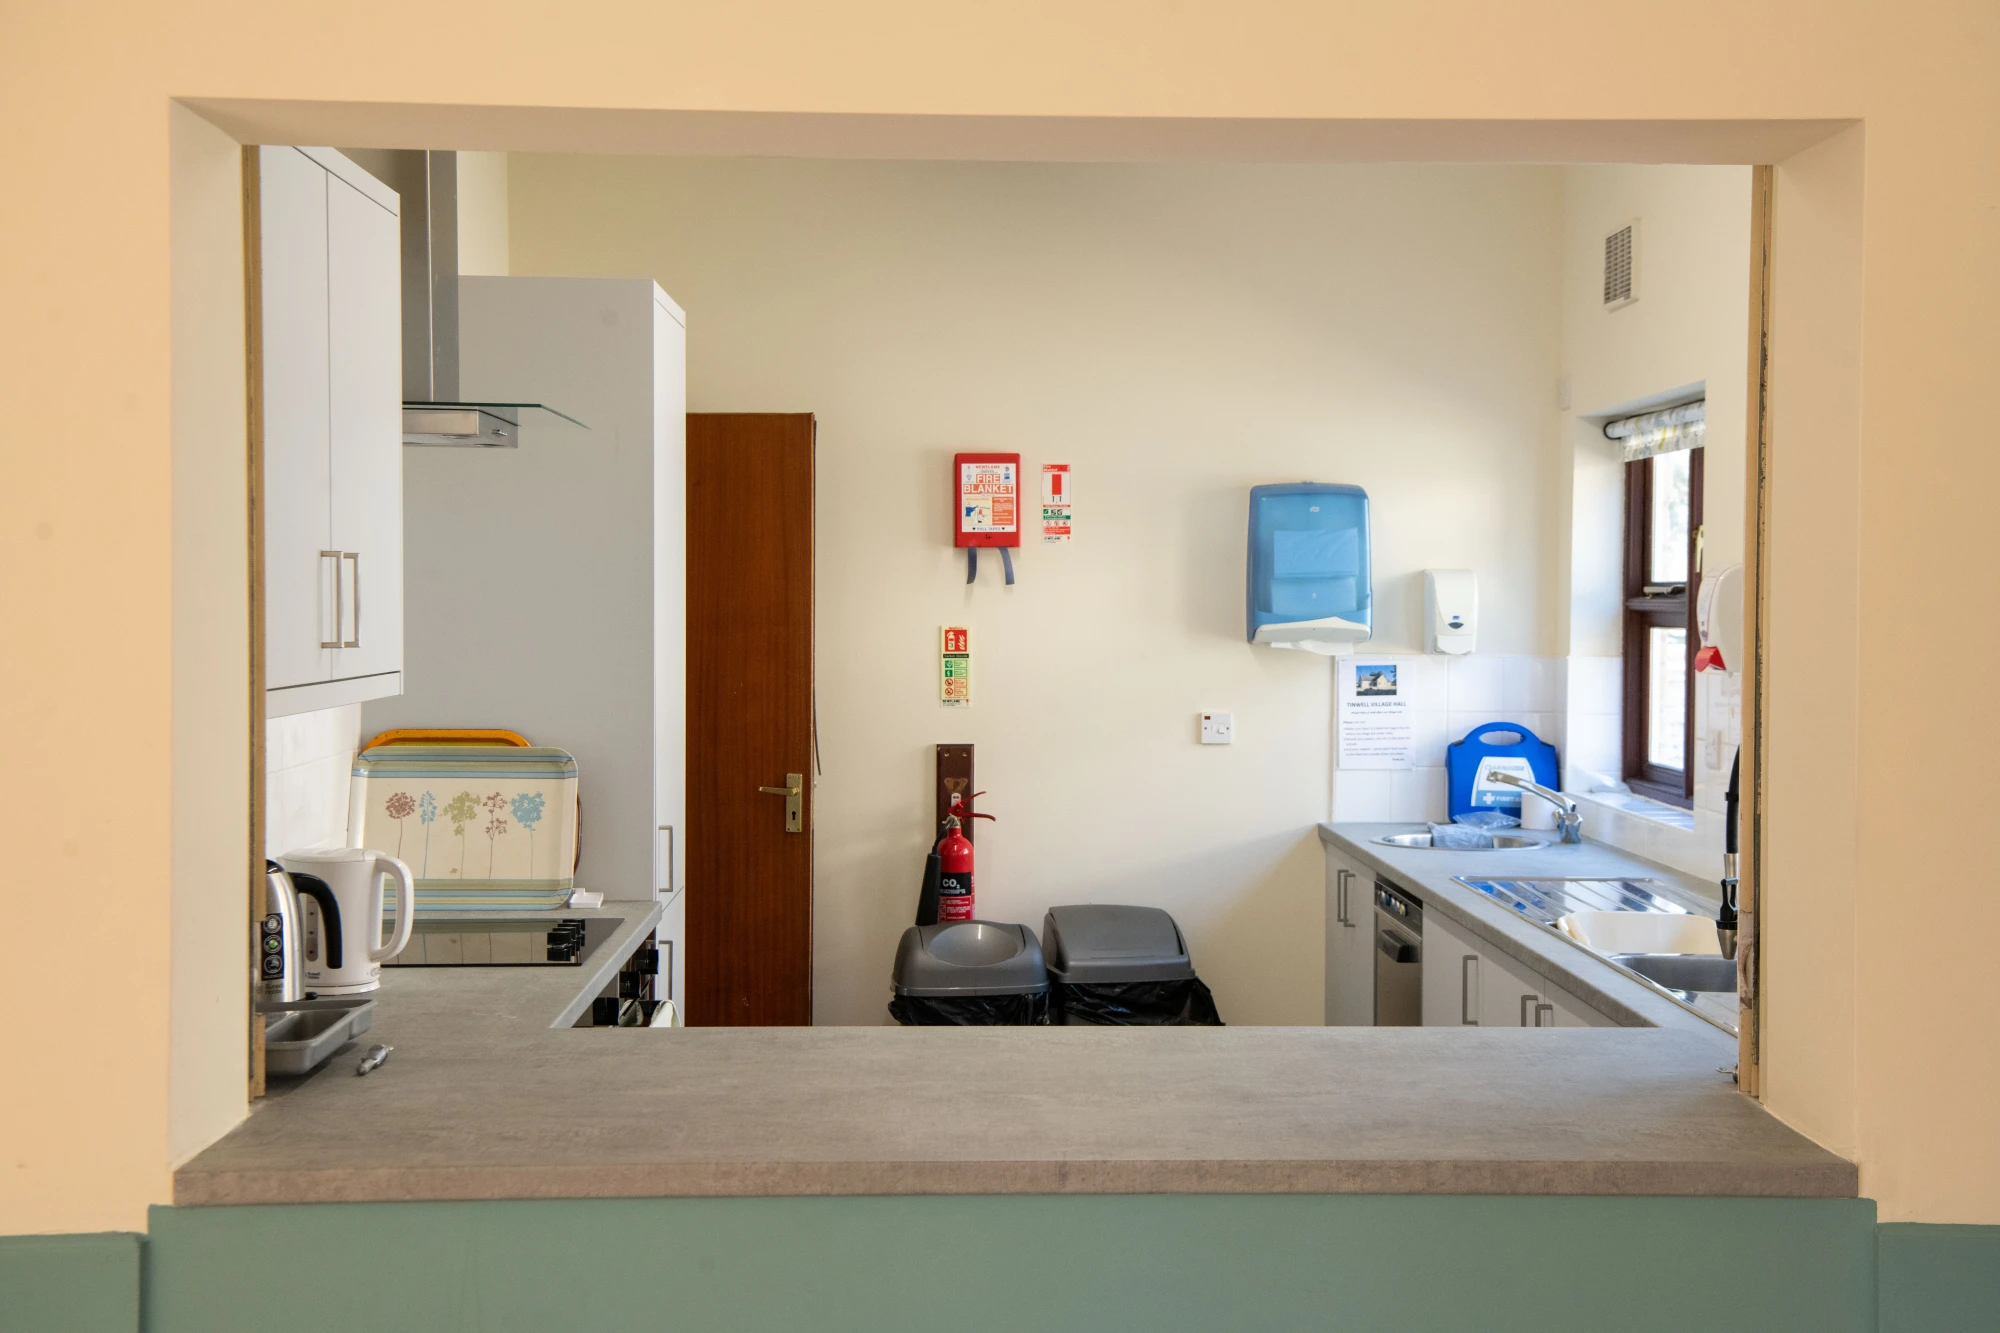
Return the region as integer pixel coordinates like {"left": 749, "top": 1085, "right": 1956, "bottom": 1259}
{"left": 176, "top": 882, "right": 1853, "bottom": 1207}
{"left": 1318, "top": 823, "right": 1738, "bottom": 1039}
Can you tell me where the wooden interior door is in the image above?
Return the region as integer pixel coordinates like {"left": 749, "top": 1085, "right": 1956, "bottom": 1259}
{"left": 686, "top": 414, "right": 815, "bottom": 1024}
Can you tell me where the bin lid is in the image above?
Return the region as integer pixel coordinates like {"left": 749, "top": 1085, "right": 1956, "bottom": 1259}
{"left": 891, "top": 921, "right": 1049, "bottom": 998}
{"left": 1042, "top": 904, "right": 1196, "bottom": 984}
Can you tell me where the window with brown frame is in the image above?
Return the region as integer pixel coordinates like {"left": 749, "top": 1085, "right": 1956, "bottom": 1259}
{"left": 1622, "top": 445, "right": 1701, "bottom": 805}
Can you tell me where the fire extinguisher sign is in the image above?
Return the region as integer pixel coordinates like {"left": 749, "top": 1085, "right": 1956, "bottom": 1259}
{"left": 940, "top": 626, "right": 972, "bottom": 707}
{"left": 1041, "top": 463, "right": 1072, "bottom": 543}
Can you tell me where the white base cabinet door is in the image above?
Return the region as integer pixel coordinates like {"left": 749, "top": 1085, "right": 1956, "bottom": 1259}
{"left": 1422, "top": 907, "right": 1618, "bottom": 1029}
{"left": 1423, "top": 908, "right": 1487, "bottom": 1027}
{"left": 1324, "top": 849, "right": 1375, "bottom": 1025}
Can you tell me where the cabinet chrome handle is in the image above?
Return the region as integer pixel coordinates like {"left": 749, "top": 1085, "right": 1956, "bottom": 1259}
{"left": 1460, "top": 955, "right": 1479, "bottom": 1026}
{"left": 341, "top": 551, "right": 360, "bottom": 648}
{"left": 1338, "top": 869, "right": 1355, "bottom": 927}
{"left": 1520, "top": 993, "right": 1539, "bottom": 1027}
{"left": 1535, "top": 1001, "right": 1555, "bottom": 1028}
{"left": 319, "top": 551, "right": 343, "bottom": 648}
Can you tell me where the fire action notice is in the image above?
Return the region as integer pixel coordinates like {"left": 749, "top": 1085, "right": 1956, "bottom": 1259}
{"left": 940, "top": 626, "right": 972, "bottom": 707}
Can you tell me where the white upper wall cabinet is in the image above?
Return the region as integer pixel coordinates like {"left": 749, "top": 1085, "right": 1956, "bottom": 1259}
{"left": 260, "top": 147, "right": 404, "bottom": 717}
{"left": 259, "top": 147, "right": 333, "bottom": 698}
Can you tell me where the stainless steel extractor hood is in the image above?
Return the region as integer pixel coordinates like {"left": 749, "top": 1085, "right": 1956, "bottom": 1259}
{"left": 347, "top": 149, "right": 585, "bottom": 447}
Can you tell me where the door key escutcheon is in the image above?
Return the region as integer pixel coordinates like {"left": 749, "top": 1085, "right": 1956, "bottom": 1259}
{"left": 757, "top": 774, "right": 804, "bottom": 833}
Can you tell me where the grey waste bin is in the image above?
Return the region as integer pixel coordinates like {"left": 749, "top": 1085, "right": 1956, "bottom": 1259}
{"left": 889, "top": 921, "right": 1050, "bottom": 1025}
{"left": 1042, "top": 904, "right": 1223, "bottom": 1025}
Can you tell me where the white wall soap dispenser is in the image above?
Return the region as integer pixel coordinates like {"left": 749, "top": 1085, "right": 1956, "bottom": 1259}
{"left": 1424, "top": 569, "right": 1477, "bottom": 655}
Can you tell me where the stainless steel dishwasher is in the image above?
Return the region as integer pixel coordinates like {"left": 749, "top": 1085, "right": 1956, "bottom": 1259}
{"left": 1373, "top": 880, "right": 1422, "bottom": 1026}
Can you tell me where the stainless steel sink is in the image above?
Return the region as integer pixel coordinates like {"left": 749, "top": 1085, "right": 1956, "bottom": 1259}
{"left": 1451, "top": 877, "right": 1737, "bottom": 1034}
{"left": 1376, "top": 832, "right": 1539, "bottom": 850}
{"left": 1612, "top": 953, "right": 1738, "bottom": 994}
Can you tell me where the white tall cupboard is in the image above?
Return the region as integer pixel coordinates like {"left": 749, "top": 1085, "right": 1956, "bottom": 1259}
{"left": 362, "top": 277, "right": 688, "bottom": 1016}
{"left": 259, "top": 147, "right": 404, "bottom": 718}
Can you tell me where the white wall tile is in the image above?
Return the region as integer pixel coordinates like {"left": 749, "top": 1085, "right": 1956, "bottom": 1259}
{"left": 1331, "top": 770, "right": 1401, "bottom": 823}
{"left": 267, "top": 711, "right": 308, "bottom": 773}
{"left": 1565, "top": 713, "right": 1622, "bottom": 786}
{"left": 1504, "top": 655, "right": 1565, "bottom": 713}
{"left": 1567, "top": 655, "right": 1623, "bottom": 715}
{"left": 1522, "top": 712, "right": 1564, "bottom": 751}
{"left": 1409, "top": 710, "right": 1449, "bottom": 769}
{"left": 265, "top": 704, "right": 363, "bottom": 855}
{"left": 1394, "top": 655, "right": 1449, "bottom": 711}
{"left": 1403, "top": 767, "right": 1449, "bottom": 822}
{"left": 1447, "top": 711, "right": 1513, "bottom": 744}
{"left": 1446, "top": 655, "right": 1504, "bottom": 712}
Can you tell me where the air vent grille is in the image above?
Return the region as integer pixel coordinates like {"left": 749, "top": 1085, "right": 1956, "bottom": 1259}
{"left": 1603, "top": 224, "right": 1636, "bottom": 307}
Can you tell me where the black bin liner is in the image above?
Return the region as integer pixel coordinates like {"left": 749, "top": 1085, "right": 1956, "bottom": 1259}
{"left": 1053, "top": 977, "right": 1223, "bottom": 1026}
{"left": 888, "top": 990, "right": 1051, "bottom": 1026}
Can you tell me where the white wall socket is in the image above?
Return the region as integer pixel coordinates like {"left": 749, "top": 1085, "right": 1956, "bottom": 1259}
{"left": 1199, "top": 712, "right": 1234, "bottom": 745}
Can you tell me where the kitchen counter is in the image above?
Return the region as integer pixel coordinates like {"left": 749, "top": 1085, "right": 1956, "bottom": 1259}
{"left": 176, "top": 885, "right": 1853, "bottom": 1207}
{"left": 1319, "top": 823, "right": 1737, "bottom": 1039}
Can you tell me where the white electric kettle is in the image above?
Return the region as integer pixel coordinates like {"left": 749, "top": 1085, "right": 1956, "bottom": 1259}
{"left": 276, "top": 847, "right": 414, "bottom": 994}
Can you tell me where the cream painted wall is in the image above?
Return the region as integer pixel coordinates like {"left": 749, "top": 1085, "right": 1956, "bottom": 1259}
{"left": 1555, "top": 166, "right": 1752, "bottom": 874}
{"left": 167, "top": 106, "right": 251, "bottom": 1171}
{"left": 509, "top": 156, "right": 1563, "bottom": 1025}
{"left": 1762, "top": 126, "right": 1867, "bottom": 1175}
{"left": 456, "top": 151, "right": 510, "bottom": 276}
{"left": 1560, "top": 166, "right": 1752, "bottom": 656}
{"left": 5, "top": 0, "right": 1996, "bottom": 1231}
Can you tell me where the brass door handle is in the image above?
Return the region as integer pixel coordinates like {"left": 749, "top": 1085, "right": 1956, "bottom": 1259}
{"left": 757, "top": 775, "right": 805, "bottom": 834}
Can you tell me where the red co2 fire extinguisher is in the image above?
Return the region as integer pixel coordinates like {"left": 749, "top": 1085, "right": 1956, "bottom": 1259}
{"left": 934, "top": 791, "right": 994, "bottom": 923}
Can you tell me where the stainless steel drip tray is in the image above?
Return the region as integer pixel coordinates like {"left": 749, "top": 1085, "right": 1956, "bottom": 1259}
{"left": 1453, "top": 877, "right": 1690, "bottom": 926}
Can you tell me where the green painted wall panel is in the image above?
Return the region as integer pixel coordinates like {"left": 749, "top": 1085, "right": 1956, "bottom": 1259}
{"left": 0, "top": 1231, "right": 142, "bottom": 1333}
{"left": 145, "top": 1195, "right": 1875, "bottom": 1333}
{"left": 1878, "top": 1223, "right": 2000, "bottom": 1332}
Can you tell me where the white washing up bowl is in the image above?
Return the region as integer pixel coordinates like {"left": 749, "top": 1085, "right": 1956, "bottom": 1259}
{"left": 1556, "top": 909, "right": 1720, "bottom": 956}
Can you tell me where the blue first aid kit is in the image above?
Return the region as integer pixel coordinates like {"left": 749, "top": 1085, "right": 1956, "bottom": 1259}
{"left": 1447, "top": 722, "right": 1560, "bottom": 819}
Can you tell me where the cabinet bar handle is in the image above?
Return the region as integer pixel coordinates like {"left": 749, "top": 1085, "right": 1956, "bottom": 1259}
{"left": 1535, "top": 1001, "right": 1555, "bottom": 1028}
{"left": 1520, "top": 993, "right": 1538, "bottom": 1027}
{"left": 319, "top": 550, "right": 343, "bottom": 648}
{"left": 1460, "top": 955, "right": 1479, "bottom": 1026}
{"left": 341, "top": 551, "right": 360, "bottom": 648}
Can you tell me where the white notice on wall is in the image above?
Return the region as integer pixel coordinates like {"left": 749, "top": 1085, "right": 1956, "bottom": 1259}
{"left": 1041, "top": 463, "right": 1072, "bottom": 543}
{"left": 1336, "top": 656, "right": 1415, "bottom": 770}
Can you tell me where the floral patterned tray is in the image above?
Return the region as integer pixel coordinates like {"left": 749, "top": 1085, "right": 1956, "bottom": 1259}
{"left": 348, "top": 745, "right": 578, "bottom": 914}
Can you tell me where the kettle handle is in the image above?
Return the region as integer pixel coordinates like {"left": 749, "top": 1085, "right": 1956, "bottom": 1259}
{"left": 370, "top": 855, "right": 415, "bottom": 962}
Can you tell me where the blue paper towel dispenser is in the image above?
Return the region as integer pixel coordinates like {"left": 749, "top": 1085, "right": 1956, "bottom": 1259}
{"left": 1246, "top": 482, "right": 1372, "bottom": 653}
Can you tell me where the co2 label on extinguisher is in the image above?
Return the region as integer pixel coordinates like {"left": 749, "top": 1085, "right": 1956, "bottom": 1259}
{"left": 940, "top": 625, "right": 971, "bottom": 707}
{"left": 937, "top": 869, "right": 974, "bottom": 921}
